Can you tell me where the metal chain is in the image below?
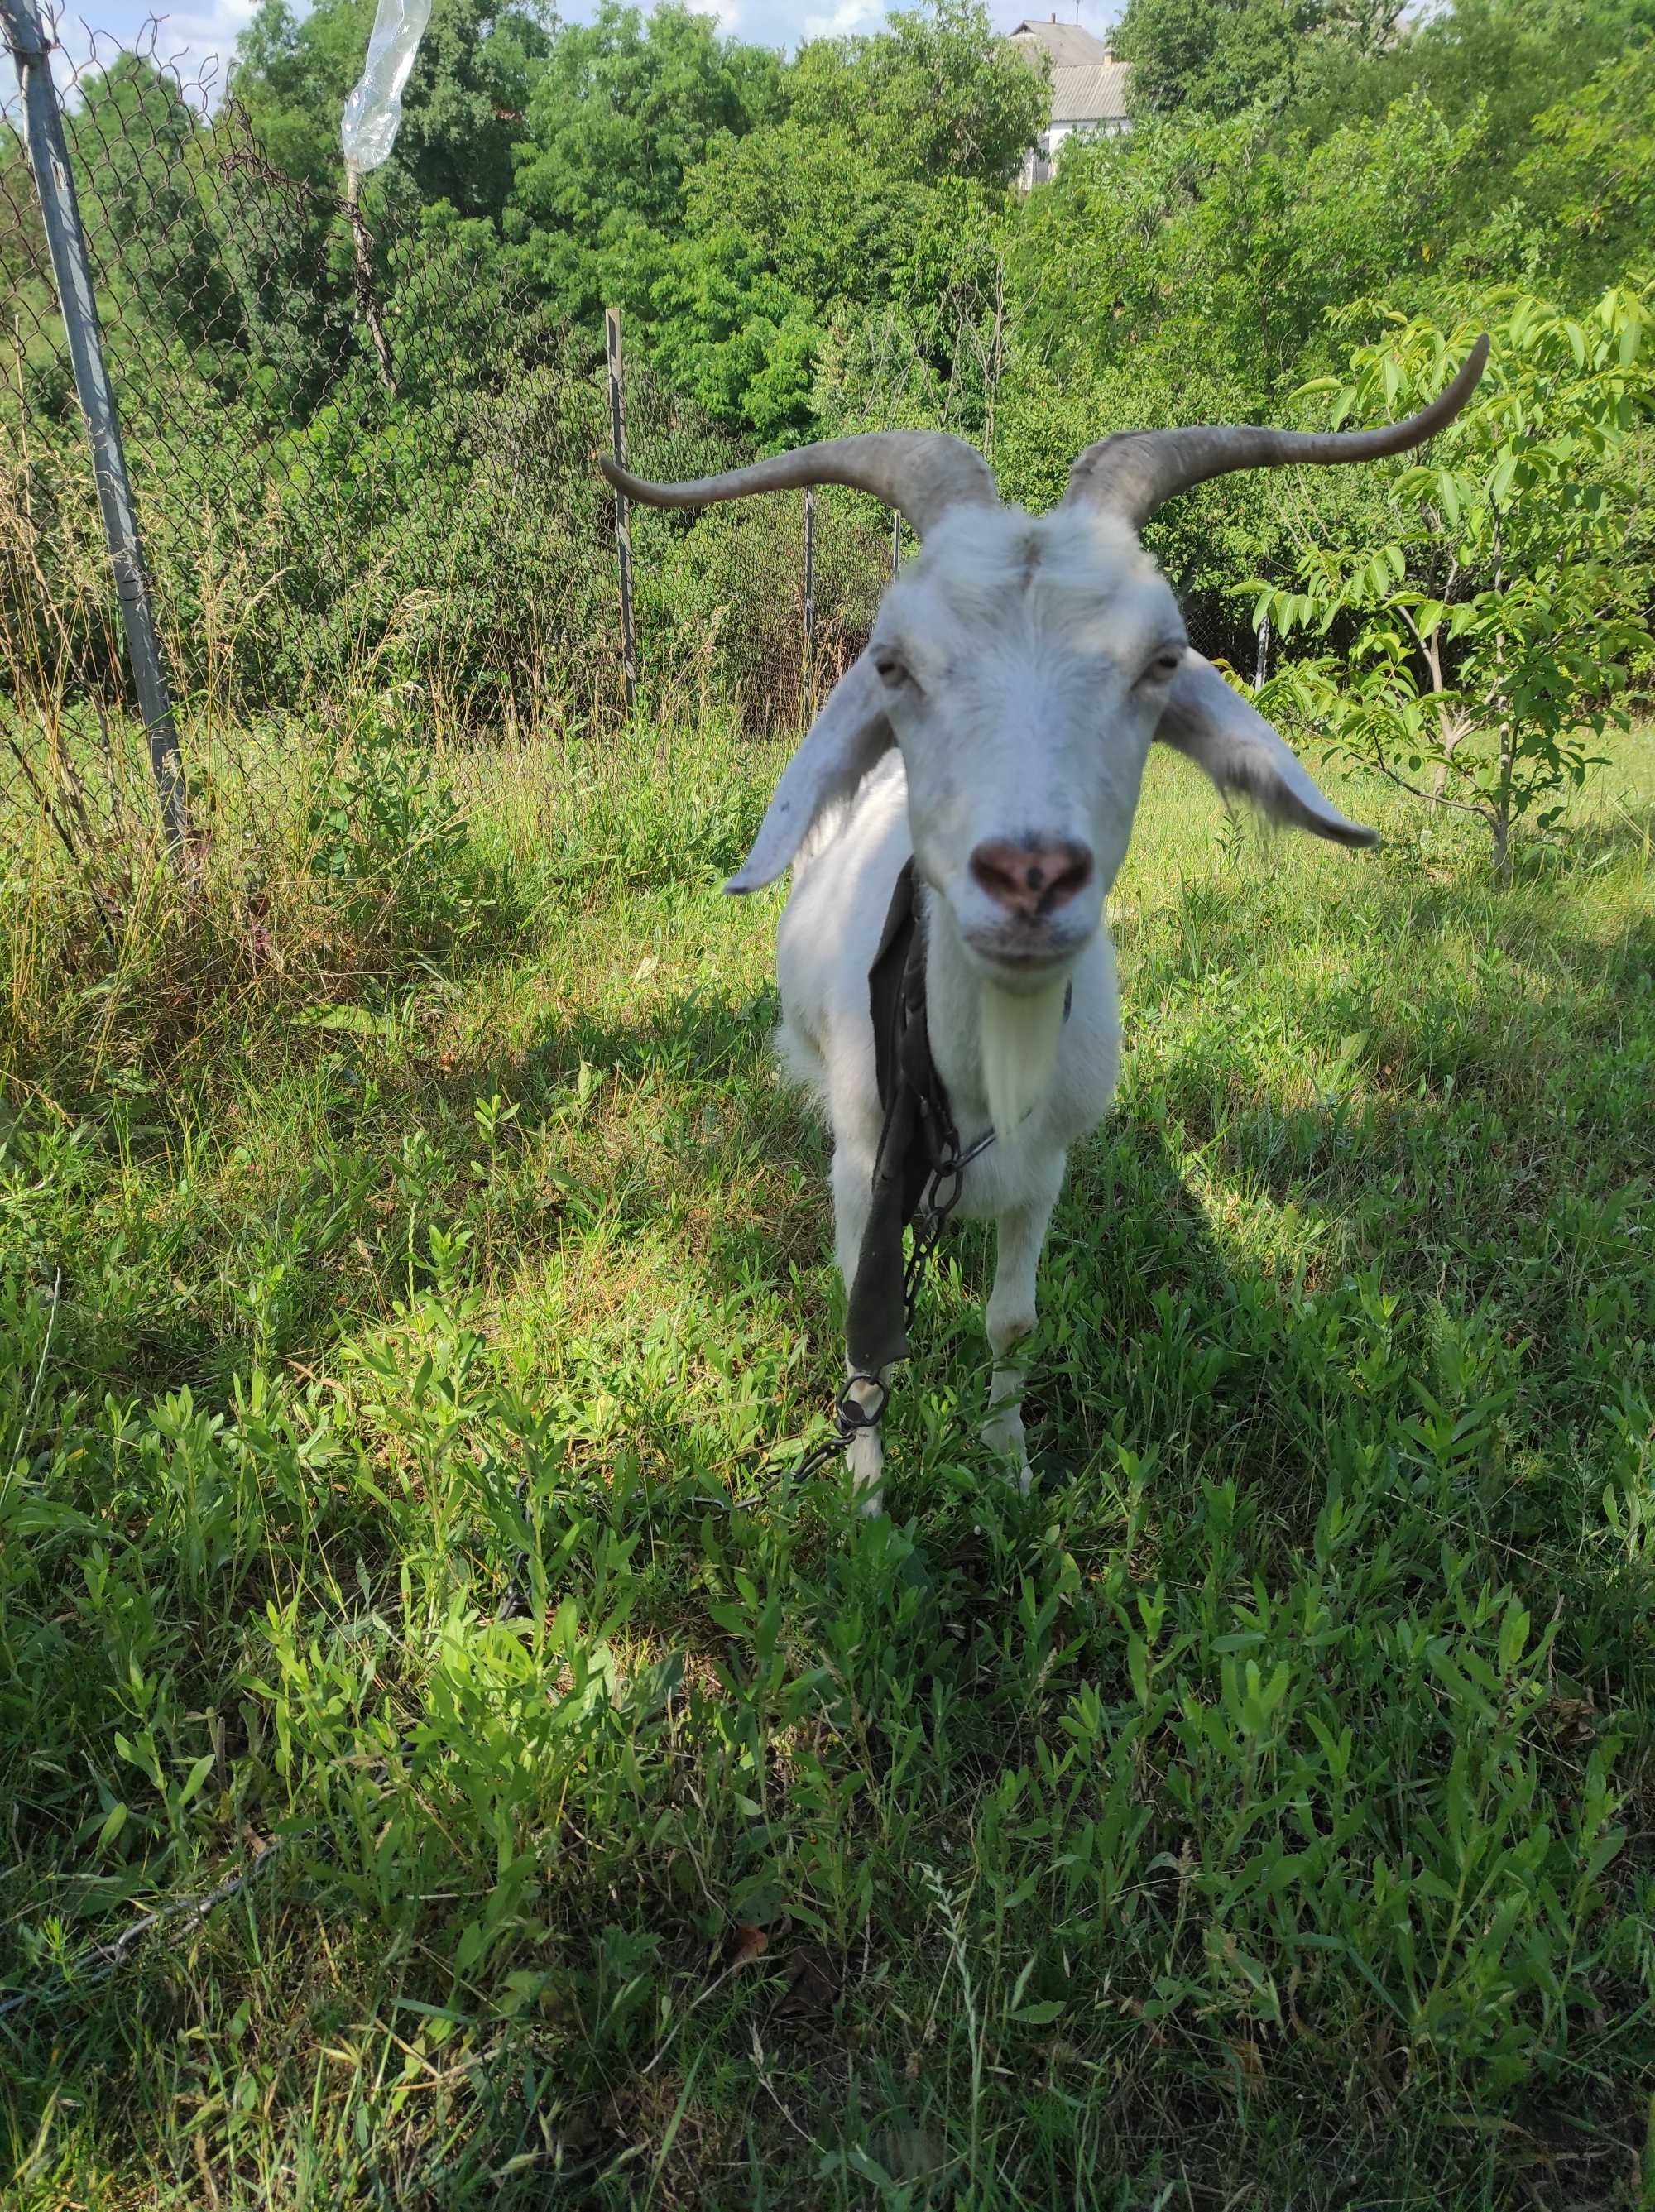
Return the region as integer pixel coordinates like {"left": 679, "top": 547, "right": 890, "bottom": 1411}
{"left": 721, "top": 1119, "right": 997, "bottom": 1510}
{"left": 901, "top": 1124, "right": 995, "bottom": 1324}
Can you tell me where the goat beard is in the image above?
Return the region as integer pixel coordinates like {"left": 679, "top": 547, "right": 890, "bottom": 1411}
{"left": 978, "top": 976, "right": 1067, "bottom": 1144}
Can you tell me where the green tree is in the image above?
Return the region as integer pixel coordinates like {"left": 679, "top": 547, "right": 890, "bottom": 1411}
{"left": 506, "top": 2, "right": 782, "bottom": 324}
{"left": 1008, "top": 96, "right": 1485, "bottom": 415}
{"left": 225, "top": 0, "right": 553, "bottom": 412}
{"left": 1290, "top": 0, "right": 1655, "bottom": 168}
{"left": 647, "top": 230, "right": 820, "bottom": 442}
{"left": 1248, "top": 293, "right": 1655, "bottom": 871}
{"left": 68, "top": 56, "right": 244, "bottom": 380}
{"left": 682, "top": 119, "right": 928, "bottom": 314}
{"left": 646, "top": 6, "right": 1042, "bottom": 440}
{"left": 1510, "top": 47, "right": 1655, "bottom": 295}
{"left": 1115, "top": 0, "right": 1404, "bottom": 122}
{"left": 233, "top": 0, "right": 553, "bottom": 214}
{"left": 785, "top": 0, "right": 1048, "bottom": 187}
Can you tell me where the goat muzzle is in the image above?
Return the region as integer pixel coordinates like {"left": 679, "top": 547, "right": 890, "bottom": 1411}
{"left": 968, "top": 836, "right": 1095, "bottom": 922}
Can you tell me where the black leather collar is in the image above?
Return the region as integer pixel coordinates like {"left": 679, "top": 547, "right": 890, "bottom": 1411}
{"left": 845, "top": 860, "right": 1072, "bottom": 1386}
{"left": 847, "top": 859, "right": 945, "bottom": 1380}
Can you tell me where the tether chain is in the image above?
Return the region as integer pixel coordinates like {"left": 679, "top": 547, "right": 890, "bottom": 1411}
{"left": 775, "top": 1118, "right": 995, "bottom": 1496}
{"left": 901, "top": 1124, "right": 995, "bottom": 1321}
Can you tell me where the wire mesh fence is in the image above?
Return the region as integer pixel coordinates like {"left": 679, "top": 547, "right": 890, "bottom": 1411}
{"left": 0, "top": 12, "right": 893, "bottom": 879}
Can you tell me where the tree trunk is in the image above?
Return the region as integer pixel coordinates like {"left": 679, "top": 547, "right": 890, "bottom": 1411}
{"left": 1432, "top": 712, "right": 1470, "bottom": 799}
{"left": 1491, "top": 723, "right": 1515, "bottom": 877}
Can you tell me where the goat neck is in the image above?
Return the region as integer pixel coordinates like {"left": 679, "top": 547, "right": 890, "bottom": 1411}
{"left": 919, "top": 872, "right": 1073, "bottom": 1151}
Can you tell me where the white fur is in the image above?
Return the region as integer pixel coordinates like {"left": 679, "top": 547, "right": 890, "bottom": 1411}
{"left": 979, "top": 979, "right": 1069, "bottom": 1149}
{"left": 747, "top": 500, "right": 1373, "bottom": 1511}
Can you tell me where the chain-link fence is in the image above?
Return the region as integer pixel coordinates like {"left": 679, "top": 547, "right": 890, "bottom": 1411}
{"left": 0, "top": 12, "right": 894, "bottom": 876}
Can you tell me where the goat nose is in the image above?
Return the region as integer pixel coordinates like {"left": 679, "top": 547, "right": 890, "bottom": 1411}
{"left": 968, "top": 836, "right": 1094, "bottom": 920}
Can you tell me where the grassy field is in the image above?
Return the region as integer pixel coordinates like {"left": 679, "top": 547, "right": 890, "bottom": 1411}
{"left": 2, "top": 704, "right": 1653, "bottom": 2209}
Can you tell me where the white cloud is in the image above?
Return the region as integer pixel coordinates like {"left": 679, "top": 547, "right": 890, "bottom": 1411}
{"left": 799, "top": 0, "right": 884, "bottom": 39}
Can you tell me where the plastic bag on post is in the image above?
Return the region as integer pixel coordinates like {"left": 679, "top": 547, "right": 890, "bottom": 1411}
{"left": 340, "top": 0, "right": 434, "bottom": 181}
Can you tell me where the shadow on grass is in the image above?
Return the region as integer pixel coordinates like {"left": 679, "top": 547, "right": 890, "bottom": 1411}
{"left": 325, "top": 840, "right": 1653, "bottom": 1451}
{"left": 27, "top": 839, "right": 1653, "bottom": 1465}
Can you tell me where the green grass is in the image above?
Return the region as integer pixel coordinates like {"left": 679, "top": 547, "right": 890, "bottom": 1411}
{"left": 2, "top": 706, "right": 1653, "bottom": 2208}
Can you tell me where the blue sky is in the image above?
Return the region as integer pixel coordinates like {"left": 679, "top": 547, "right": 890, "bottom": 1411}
{"left": 45, "top": 0, "right": 1116, "bottom": 106}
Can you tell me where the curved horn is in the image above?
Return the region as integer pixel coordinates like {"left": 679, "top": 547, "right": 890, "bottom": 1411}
{"left": 1063, "top": 334, "right": 1490, "bottom": 525}
{"left": 600, "top": 430, "right": 1000, "bottom": 537}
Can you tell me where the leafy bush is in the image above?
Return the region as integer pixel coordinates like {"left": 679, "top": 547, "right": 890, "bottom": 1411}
{"left": 305, "top": 695, "right": 499, "bottom": 954}
{"left": 1247, "top": 287, "right": 1655, "bottom": 870}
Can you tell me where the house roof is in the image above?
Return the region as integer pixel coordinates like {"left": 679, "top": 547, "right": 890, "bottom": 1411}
{"left": 1009, "top": 17, "right": 1112, "bottom": 66}
{"left": 1050, "top": 58, "right": 1130, "bottom": 123}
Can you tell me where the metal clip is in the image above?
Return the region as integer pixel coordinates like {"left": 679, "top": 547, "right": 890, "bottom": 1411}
{"left": 836, "top": 1373, "right": 888, "bottom": 1432}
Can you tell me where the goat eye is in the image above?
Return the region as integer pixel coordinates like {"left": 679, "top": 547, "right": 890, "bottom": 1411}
{"left": 872, "top": 650, "right": 907, "bottom": 689}
{"left": 1141, "top": 648, "right": 1183, "bottom": 686}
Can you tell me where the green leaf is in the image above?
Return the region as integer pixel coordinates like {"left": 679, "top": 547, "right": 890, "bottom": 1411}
{"left": 177, "top": 1754, "right": 217, "bottom": 1809}
{"left": 1496, "top": 1600, "right": 1531, "bottom": 1676}
{"left": 1127, "top": 1634, "right": 1149, "bottom": 1708}
{"left": 1426, "top": 1641, "right": 1490, "bottom": 1721}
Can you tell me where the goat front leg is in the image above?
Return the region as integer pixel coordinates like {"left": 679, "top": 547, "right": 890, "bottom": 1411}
{"left": 831, "top": 1141, "right": 887, "bottom": 1513}
{"left": 981, "top": 1179, "right": 1060, "bottom": 1492}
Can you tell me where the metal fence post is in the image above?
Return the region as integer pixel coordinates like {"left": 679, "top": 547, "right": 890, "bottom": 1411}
{"left": 803, "top": 486, "right": 815, "bottom": 723}
{"left": 2, "top": 0, "right": 188, "bottom": 858}
{"left": 1254, "top": 612, "right": 1271, "bottom": 693}
{"left": 604, "top": 306, "right": 637, "bottom": 715}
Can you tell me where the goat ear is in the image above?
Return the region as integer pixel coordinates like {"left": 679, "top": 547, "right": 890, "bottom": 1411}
{"left": 1155, "top": 651, "right": 1378, "bottom": 849}
{"left": 725, "top": 654, "right": 895, "bottom": 893}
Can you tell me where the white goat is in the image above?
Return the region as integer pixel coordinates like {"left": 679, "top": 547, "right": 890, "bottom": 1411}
{"left": 606, "top": 340, "right": 1487, "bottom": 1508}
